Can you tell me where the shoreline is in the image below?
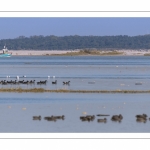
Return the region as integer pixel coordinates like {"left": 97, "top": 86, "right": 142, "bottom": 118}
{"left": 9, "top": 50, "right": 73, "bottom": 56}
{"left": 8, "top": 49, "right": 150, "bottom": 56}
{"left": 0, "top": 88, "right": 150, "bottom": 93}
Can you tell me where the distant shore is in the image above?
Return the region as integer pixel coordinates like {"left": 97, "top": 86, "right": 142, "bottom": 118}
{"left": 9, "top": 50, "right": 74, "bottom": 56}
{"left": 8, "top": 49, "right": 150, "bottom": 56}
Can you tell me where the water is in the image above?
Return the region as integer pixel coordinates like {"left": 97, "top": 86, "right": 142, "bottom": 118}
{"left": 0, "top": 55, "right": 150, "bottom": 133}
{"left": 1, "top": 56, "right": 150, "bottom": 90}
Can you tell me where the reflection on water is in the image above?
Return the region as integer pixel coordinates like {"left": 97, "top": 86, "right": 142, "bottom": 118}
{"left": 0, "top": 56, "right": 150, "bottom": 132}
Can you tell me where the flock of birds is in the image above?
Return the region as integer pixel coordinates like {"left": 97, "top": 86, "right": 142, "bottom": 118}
{"left": 33, "top": 115, "right": 65, "bottom": 122}
{"left": 79, "top": 114, "right": 123, "bottom": 123}
{"left": 0, "top": 76, "right": 71, "bottom": 86}
{"left": 0, "top": 80, "right": 36, "bottom": 85}
{"left": 2, "top": 76, "right": 149, "bottom": 124}
{"left": 32, "top": 113, "right": 150, "bottom": 123}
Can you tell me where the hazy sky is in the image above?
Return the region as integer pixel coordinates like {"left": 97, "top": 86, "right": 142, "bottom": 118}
{"left": 1, "top": 17, "right": 150, "bottom": 39}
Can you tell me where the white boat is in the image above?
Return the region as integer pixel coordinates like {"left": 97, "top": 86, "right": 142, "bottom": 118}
{"left": 0, "top": 46, "right": 12, "bottom": 57}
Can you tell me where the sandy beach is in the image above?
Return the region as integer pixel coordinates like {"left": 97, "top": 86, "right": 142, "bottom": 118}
{"left": 116, "top": 49, "right": 150, "bottom": 56}
{"left": 9, "top": 50, "right": 75, "bottom": 56}
{"left": 7, "top": 49, "right": 150, "bottom": 56}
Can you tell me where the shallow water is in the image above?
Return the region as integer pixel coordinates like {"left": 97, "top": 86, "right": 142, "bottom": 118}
{"left": 1, "top": 56, "right": 150, "bottom": 91}
{"left": 0, "top": 93, "right": 150, "bottom": 133}
{"left": 0, "top": 56, "right": 150, "bottom": 133}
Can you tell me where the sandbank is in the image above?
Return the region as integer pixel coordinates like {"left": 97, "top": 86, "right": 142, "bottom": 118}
{"left": 9, "top": 50, "right": 76, "bottom": 56}
{"left": 7, "top": 49, "right": 150, "bottom": 56}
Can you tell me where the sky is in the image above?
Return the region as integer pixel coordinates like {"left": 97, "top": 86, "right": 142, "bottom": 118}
{"left": 1, "top": 17, "right": 150, "bottom": 39}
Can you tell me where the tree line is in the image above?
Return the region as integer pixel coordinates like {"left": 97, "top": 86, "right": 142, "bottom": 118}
{"left": 0, "top": 35, "right": 150, "bottom": 50}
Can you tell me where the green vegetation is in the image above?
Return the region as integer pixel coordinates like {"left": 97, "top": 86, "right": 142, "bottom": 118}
{"left": 144, "top": 53, "right": 150, "bottom": 56}
{"left": 1, "top": 34, "right": 150, "bottom": 50}
{"left": 0, "top": 88, "right": 150, "bottom": 93}
{"left": 53, "top": 50, "right": 123, "bottom": 56}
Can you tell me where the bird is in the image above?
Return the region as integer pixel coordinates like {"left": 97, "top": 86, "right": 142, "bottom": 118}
{"left": 97, "top": 114, "right": 110, "bottom": 116}
{"left": 16, "top": 76, "right": 19, "bottom": 80}
{"left": 97, "top": 118, "right": 107, "bottom": 123}
{"left": 136, "top": 114, "right": 147, "bottom": 119}
{"left": 111, "top": 114, "right": 123, "bottom": 122}
{"left": 52, "top": 80, "right": 57, "bottom": 84}
{"left": 33, "top": 116, "right": 41, "bottom": 120}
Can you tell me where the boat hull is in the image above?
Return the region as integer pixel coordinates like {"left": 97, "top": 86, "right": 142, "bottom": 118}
{"left": 0, "top": 53, "right": 12, "bottom": 57}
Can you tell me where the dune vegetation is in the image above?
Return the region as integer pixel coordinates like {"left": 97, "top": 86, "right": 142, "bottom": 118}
{"left": 144, "top": 53, "right": 150, "bottom": 56}
{"left": 52, "top": 50, "right": 124, "bottom": 56}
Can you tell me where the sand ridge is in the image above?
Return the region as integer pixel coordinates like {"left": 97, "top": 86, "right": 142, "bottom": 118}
{"left": 6, "top": 49, "right": 150, "bottom": 56}
{"left": 8, "top": 50, "right": 74, "bottom": 56}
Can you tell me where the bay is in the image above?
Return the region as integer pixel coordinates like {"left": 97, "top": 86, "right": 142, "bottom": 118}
{"left": 0, "top": 56, "right": 150, "bottom": 133}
